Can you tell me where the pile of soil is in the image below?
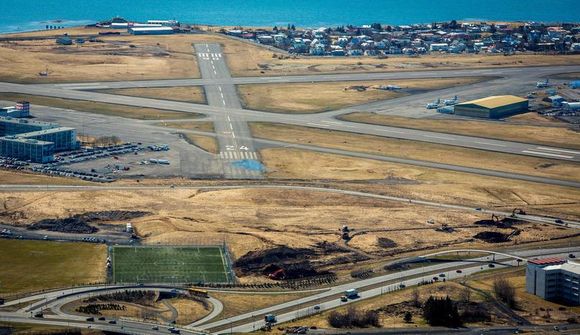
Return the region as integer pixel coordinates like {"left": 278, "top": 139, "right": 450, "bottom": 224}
{"left": 28, "top": 210, "right": 150, "bottom": 234}
{"left": 377, "top": 237, "right": 397, "bottom": 248}
{"left": 473, "top": 231, "right": 513, "bottom": 243}
{"left": 314, "top": 241, "right": 350, "bottom": 254}
{"left": 234, "top": 246, "right": 326, "bottom": 279}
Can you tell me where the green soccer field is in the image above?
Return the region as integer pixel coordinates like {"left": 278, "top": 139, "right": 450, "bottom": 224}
{"left": 111, "top": 246, "right": 232, "bottom": 284}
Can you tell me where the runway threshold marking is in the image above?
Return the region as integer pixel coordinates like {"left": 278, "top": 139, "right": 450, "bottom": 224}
{"left": 521, "top": 150, "right": 573, "bottom": 159}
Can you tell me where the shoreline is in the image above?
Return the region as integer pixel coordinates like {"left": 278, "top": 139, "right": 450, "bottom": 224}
{"left": 1, "top": 18, "right": 579, "bottom": 36}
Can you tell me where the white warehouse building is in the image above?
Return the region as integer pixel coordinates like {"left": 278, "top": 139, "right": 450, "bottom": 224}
{"left": 526, "top": 257, "right": 580, "bottom": 306}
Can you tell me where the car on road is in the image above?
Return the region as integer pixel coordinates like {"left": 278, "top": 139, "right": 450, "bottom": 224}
{"left": 439, "top": 273, "right": 446, "bottom": 277}
{"left": 456, "top": 269, "right": 462, "bottom": 273}
{"left": 555, "top": 219, "right": 564, "bottom": 224}
{"left": 313, "top": 305, "right": 321, "bottom": 310}
{"left": 152, "top": 326, "right": 159, "bottom": 330}
{"left": 86, "top": 317, "right": 94, "bottom": 322}
{"left": 108, "top": 320, "right": 116, "bottom": 324}
{"left": 98, "top": 317, "right": 106, "bottom": 321}
{"left": 475, "top": 208, "right": 482, "bottom": 211}
{"left": 340, "top": 296, "right": 348, "bottom": 302}
{"left": 488, "top": 263, "right": 496, "bottom": 268}
{"left": 432, "top": 276, "right": 439, "bottom": 281}
{"left": 569, "top": 254, "right": 576, "bottom": 259}
{"left": 399, "top": 283, "right": 406, "bottom": 288}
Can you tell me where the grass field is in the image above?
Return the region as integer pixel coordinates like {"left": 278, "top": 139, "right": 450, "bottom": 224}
{"left": 111, "top": 246, "right": 232, "bottom": 284}
{"left": 0, "top": 239, "right": 106, "bottom": 295}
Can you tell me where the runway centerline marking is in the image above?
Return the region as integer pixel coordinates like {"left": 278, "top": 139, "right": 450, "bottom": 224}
{"left": 521, "top": 150, "right": 573, "bottom": 159}
{"left": 475, "top": 141, "right": 506, "bottom": 147}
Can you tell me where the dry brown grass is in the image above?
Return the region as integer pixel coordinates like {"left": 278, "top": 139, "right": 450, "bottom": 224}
{"left": 160, "top": 121, "right": 215, "bottom": 133}
{"left": 0, "top": 28, "right": 202, "bottom": 83}
{"left": 212, "top": 292, "right": 312, "bottom": 320}
{"left": 259, "top": 148, "right": 580, "bottom": 219}
{"left": 170, "top": 298, "right": 211, "bottom": 325}
{"left": 102, "top": 86, "right": 206, "bottom": 104}
{"left": 250, "top": 123, "right": 580, "bottom": 182}
{"left": 0, "top": 170, "right": 93, "bottom": 185}
{"left": 340, "top": 112, "right": 580, "bottom": 149}
{"left": 182, "top": 134, "right": 219, "bottom": 153}
{"left": 0, "top": 93, "right": 202, "bottom": 120}
{"left": 238, "top": 77, "right": 487, "bottom": 113}
{"left": 0, "top": 187, "right": 576, "bottom": 276}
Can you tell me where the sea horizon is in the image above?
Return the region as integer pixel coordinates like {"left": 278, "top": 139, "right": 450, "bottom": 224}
{"left": 0, "top": 0, "right": 579, "bottom": 34}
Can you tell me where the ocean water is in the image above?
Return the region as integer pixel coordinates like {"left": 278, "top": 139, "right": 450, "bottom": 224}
{"left": 0, "top": 0, "right": 579, "bottom": 33}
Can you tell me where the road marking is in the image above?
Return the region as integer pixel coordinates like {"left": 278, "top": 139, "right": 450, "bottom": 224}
{"left": 423, "top": 134, "right": 452, "bottom": 140}
{"left": 521, "top": 150, "right": 573, "bottom": 159}
{"left": 475, "top": 141, "right": 506, "bottom": 147}
{"left": 231, "top": 132, "right": 236, "bottom": 139}
{"left": 306, "top": 122, "right": 330, "bottom": 128}
{"left": 536, "top": 147, "right": 580, "bottom": 155}
{"left": 232, "top": 152, "right": 239, "bottom": 159}
{"left": 226, "top": 115, "right": 231, "bottom": 122}
{"left": 229, "top": 123, "right": 234, "bottom": 130}
{"left": 218, "top": 86, "right": 223, "bottom": 92}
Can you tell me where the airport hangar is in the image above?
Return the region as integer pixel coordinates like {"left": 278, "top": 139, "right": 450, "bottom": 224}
{"left": 454, "top": 95, "right": 529, "bottom": 119}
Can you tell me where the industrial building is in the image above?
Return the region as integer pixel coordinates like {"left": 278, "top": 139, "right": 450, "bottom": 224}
{"left": 526, "top": 258, "right": 580, "bottom": 306}
{"left": 454, "top": 95, "right": 529, "bottom": 119}
{"left": 128, "top": 26, "right": 174, "bottom": 35}
{"left": 0, "top": 116, "right": 79, "bottom": 163}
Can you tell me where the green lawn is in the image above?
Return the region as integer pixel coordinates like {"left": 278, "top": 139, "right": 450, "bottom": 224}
{"left": 111, "top": 246, "right": 232, "bottom": 284}
{"left": 0, "top": 239, "right": 106, "bottom": 295}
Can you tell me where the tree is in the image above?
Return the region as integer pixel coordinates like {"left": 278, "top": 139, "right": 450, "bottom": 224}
{"left": 423, "top": 296, "right": 462, "bottom": 327}
{"left": 403, "top": 311, "right": 413, "bottom": 323}
{"left": 493, "top": 277, "right": 516, "bottom": 308}
{"left": 459, "top": 286, "right": 472, "bottom": 303}
{"left": 411, "top": 288, "right": 421, "bottom": 307}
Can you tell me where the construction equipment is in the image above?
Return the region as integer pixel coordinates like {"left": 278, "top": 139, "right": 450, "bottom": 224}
{"left": 511, "top": 208, "right": 526, "bottom": 217}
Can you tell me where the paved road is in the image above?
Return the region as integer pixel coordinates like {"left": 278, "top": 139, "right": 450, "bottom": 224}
{"left": 197, "top": 247, "right": 579, "bottom": 333}
{"left": 195, "top": 43, "right": 262, "bottom": 179}
{"left": 0, "top": 184, "right": 577, "bottom": 228}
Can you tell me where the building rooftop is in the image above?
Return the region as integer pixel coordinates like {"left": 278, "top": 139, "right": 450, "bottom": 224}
{"left": 0, "top": 116, "right": 58, "bottom": 126}
{"left": 0, "top": 136, "right": 53, "bottom": 145}
{"left": 18, "top": 127, "right": 75, "bottom": 138}
{"left": 455, "top": 95, "right": 528, "bottom": 109}
{"left": 129, "top": 26, "right": 174, "bottom": 32}
{"left": 543, "top": 261, "right": 580, "bottom": 274}
{"left": 528, "top": 257, "right": 565, "bottom": 266}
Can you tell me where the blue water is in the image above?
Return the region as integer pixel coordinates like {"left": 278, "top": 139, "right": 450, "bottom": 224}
{"left": 0, "top": 0, "right": 579, "bottom": 33}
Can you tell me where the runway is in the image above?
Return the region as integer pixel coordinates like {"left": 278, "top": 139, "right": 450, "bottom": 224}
{"left": 195, "top": 43, "right": 262, "bottom": 179}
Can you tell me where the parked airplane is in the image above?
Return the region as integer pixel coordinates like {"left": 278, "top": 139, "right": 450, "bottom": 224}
{"left": 426, "top": 98, "right": 440, "bottom": 109}
{"left": 444, "top": 95, "right": 459, "bottom": 106}
{"left": 536, "top": 79, "right": 550, "bottom": 88}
